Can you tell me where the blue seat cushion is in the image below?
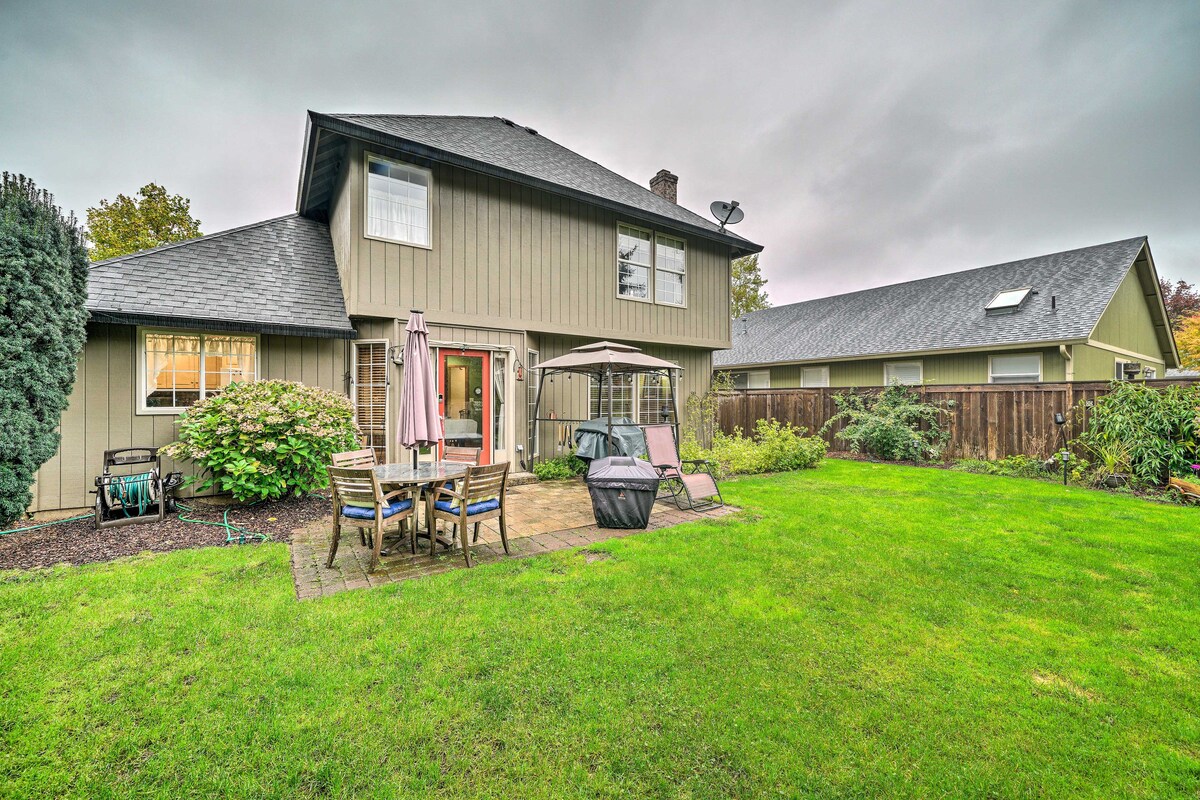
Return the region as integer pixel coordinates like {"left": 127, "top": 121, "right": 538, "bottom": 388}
{"left": 434, "top": 498, "right": 500, "bottom": 516}
{"left": 340, "top": 498, "right": 413, "bottom": 520}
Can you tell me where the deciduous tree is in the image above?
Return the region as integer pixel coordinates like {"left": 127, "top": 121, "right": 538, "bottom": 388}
{"left": 86, "top": 182, "right": 201, "bottom": 261}
{"left": 1173, "top": 312, "right": 1200, "bottom": 370}
{"left": 732, "top": 253, "right": 770, "bottom": 318}
{"left": 0, "top": 174, "right": 89, "bottom": 525}
{"left": 1158, "top": 277, "right": 1200, "bottom": 332}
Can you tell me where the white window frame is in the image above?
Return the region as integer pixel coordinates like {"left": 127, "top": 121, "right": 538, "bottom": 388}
{"left": 616, "top": 222, "right": 688, "bottom": 307}
{"left": 526, "top": 349, "right": 540, "bottom": 456}
{"left": 363, "top": 151, "right": 434, "bottom": 250}
{"left": 137, "top": 327, "right": 260, "bottom": 415}
{"left": 351, "top": 339, "right": 391, "bottom": 464}
{"left": 800, "top": 366, "right": 829, "bottom": 388}
{"left": 588, "top": 372, "right": 680, "bottom": 424}
{"left": 988, "top": 353, "right": 1043, "bottom": 384}
{"left": 616, "top": 223, "right": 654, "bottom": 304}
{"left": 883, "top": 360, "right": 924, "bottom": 386}
{"left": 654, "top": 233, "right": 687, "bottom": 308}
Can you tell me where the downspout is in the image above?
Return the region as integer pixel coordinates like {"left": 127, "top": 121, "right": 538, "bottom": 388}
{"left": 1060, "top": 344, "right": 1073, "bottom": 383}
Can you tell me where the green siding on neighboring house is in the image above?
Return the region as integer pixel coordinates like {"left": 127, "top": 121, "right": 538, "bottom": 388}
{"left": 1089, "top": 266, "right": 1167, "bottom": 362}
{"left": 31, "top": 324, "right": 348, "bottom": 513}
{"left": 759, "top": 347, "right": 1067, "bottom": 388}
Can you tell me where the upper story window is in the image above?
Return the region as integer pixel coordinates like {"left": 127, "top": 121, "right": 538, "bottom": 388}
{"left": 654, "top": 235, "right": 687, "bottom": 306}
{"left": 617, "top": 223, "right": 686, "bottom": 306}
{"left": 140, "top": 330, "right": 258, "bottom": 414}
{"left": 365, "top": 154, "right": 432, "bottom": 248}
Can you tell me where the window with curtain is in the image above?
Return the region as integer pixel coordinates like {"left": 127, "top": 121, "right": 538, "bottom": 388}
{"left": 989, "top": 353, "right": 1042, "bottom": 384}
{"left": 617, "top": 225, "right": 652, "bottom": 300}
{"left": 365, "top": 155, "right": 431, "bottom": 247}
{"left": 142, "top": 331, "right": 257, "bottom": 412}
{"left": 883, "top": 361, "right": 923, "bottom": 386}
{"left": 654, "top": 235, "right": 686, "bottom": 306}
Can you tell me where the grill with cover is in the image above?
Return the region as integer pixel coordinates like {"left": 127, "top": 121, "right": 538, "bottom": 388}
{"left": 585, "top": 456, "right": 661, "bottom": 529}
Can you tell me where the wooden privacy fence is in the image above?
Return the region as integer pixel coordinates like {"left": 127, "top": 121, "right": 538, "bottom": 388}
{"left": 717, "top": 380, "right": 1199, "bottom": 461}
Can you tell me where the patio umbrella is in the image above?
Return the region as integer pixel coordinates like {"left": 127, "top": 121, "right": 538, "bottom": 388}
{"left": 397, "top": 310, "right": 443, "bottom": 467}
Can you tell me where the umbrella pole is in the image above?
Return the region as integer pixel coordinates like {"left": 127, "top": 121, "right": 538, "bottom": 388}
{"left": 606, "top": 365, "right": 613, "bottom": 457}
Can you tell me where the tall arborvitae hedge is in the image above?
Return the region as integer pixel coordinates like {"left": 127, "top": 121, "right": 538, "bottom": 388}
{"left": 0, "top": 174, "right": 89, "bottom": 525}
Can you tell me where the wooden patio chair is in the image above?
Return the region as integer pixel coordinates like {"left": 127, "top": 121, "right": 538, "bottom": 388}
{"left": 428, "top": 462, "right": 510, "bottom": 567}
{"left": 641, "top": 424, "right": 724, "bottom": 512}
{"left": 327, "top": 466, "right": 416, "bottom": 573}
{"left": 331, "top": 448, "right": 378, "bottom": 546}
{"left": 443, "top": 446, "right": 482, "bottom": 465}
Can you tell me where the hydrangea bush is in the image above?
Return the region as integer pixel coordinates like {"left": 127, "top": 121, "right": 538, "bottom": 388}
{"left": 160, "top": 380, "right": 360, "bottom": 503}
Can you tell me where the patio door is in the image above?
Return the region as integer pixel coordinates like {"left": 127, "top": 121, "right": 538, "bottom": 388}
{"left": 437, "top": 349, "right": 491, "bottom": 464}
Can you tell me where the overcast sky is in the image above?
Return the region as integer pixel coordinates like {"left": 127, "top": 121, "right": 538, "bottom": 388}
{"left": 3, "top": 0, "right": 1198, "bottom": 304}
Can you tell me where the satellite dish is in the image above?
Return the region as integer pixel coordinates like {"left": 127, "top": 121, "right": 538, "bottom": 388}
{"left": 710, "top": 200, "right": 744, "bottom": 232}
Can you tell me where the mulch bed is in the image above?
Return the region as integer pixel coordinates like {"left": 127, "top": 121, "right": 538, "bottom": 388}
{"left": 1, "top": 495, "right": 332, "bottom": 571}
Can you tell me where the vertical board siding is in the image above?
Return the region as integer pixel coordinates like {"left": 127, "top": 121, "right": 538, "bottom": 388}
{"left": 717, "top": 380, "right": 1200, "bottom": 461}
{"left": 32, "top": 324, "right": 348, "bottom": 513}
{"left": 762, "top": 348, "right": 1068, "bottom": 388}
{"left": 339, "top": 140, "right": 731, "bottom": 347}
{"left": 1092, "top": 265, "right": 1166, "bottom": 359}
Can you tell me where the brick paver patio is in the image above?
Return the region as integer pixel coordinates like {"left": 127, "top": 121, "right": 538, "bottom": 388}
{"left": 289, "top": 480, "right": 735, "bottom": 599}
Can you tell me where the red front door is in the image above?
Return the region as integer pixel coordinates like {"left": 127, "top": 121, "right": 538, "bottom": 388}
{"left": 437, "top": 349, "right": 491, "bottom": 464}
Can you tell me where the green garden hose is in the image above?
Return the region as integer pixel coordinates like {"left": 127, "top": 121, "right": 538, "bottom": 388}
{"left": 174, "top": 502, "right": 268, "bottom": 545}
{"left": 1, "top": 513, "right": 92, "bottom": 536}
{"left": 106, "top": 472, "right": 156, "bottom": 518}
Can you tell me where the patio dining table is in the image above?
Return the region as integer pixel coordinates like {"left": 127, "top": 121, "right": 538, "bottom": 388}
{"left": 374, "top": 461, "right": 470, "bottom": 553}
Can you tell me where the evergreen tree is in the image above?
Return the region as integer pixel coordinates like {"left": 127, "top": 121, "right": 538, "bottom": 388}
{"left": 0, "top": 174, "right": 89, "bottom": 525}
{"left": 86, "top": 182, "right": 201, "bottom": 261}
{"left": 732, "top": 253, "right": 770, "bottom": 318}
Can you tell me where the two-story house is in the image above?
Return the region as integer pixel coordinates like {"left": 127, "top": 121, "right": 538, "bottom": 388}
{"left": 30, "top": 112, "right": 762, "bottom": 513}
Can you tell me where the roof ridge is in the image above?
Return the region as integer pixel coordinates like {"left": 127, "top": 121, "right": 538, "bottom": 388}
{"left": 88, "top": 213, "right": 306, "bottom": 268}
{"left": 745, "top": 236, "right": 1146, "bottom": 317}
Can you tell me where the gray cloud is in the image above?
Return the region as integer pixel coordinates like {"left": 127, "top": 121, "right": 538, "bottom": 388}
{"left": 2, "top": 0, "right": 1197, "bottom": 305}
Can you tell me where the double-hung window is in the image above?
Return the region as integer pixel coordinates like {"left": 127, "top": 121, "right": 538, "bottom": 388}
{"left": 589, "top": 373, "right": 678, "bottom": 424}
{"left": 617, "top": 225, "right": 653, "bottom": 300}
{"left": 731, "top": 370, "right": 770, "bottom": 390}
{"left": 141, "top": 330, "right": 258, "bottom": 413}
{"left": 989, "top": 353, "right": 1042, "bottom": 384}
{"left": 654, "top": 235, "right": 686, "bottom": 306}
{"left": 617, "top": 224, "right": 687, "bottom": 306}
{"left": 365, "top": 154, "right": 432, "bottom": 247}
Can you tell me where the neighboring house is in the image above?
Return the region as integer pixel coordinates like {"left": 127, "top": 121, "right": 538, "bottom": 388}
{"left": 715, "top": 237, "right": 1178, "bottom": 389}
{"left": 32, "top": 112, "right": 761, "bottom": 513}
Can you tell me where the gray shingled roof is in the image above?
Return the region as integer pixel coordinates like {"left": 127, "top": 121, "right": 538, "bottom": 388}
{"left": 308, "top": 113, "right": 762, "bottom": 253}
{"left": 715, "top": 237, "right": 1150, "bottom": 368}
{"left": 87, "top": 215, "right": 354, "bottom": 338}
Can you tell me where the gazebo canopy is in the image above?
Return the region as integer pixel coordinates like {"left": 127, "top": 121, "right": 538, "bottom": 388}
{"left": 534, "top": 341, "right": 682, "bottom": 375}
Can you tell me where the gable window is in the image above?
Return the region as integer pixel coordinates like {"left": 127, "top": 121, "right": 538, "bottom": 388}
{"left": 617, "top": 223, "right": 687, "bottom": 306}
{"left": 617, "top": 225, "right": 653, "bottom": 300}
{"left": 654, "top": 235, "right": 686, "bottom": 306}
{"left": 731, "top": 370, "right": 770, "bottom": 390}
{"left": 883, "top": 360, "right": 923, "bottom": 386}
{"left": 989, "top": 353, "right": 1042, "bottom": 384}
{"left": 365, "top": 154, "right": 432, "bottom": 248}
{"left": 800, "top": 366, "right": 829, "bottom": 388}
{"left": 140, "top": 330, "right": 257, "bottom": 413}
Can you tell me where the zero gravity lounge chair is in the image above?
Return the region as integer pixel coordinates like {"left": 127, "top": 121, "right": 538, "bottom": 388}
{"left": 641, "top": 424, "right": 724, "bottom": 512}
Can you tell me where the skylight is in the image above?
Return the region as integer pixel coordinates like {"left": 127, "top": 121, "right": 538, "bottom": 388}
{"left": 985, "top": 287, "right": 1032, "bottom": 314}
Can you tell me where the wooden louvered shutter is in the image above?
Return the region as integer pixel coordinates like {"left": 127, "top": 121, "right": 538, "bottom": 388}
{"left": 353, "top": 342, "right": 389, "bottom": 464}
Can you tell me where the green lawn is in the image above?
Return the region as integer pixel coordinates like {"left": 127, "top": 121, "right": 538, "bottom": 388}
{"left": 3, "top": 460, "right": 1199, "bottom": 798}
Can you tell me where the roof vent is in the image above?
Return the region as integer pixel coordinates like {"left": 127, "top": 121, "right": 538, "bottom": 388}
{"left": 499, "top": 117, "right": 516, "bottom": 127}
{"left": 985, "top": 287, "right": 1032, "bottom": 316}
{"left": 524, "top": 126, "right": 538, "bottom": 135}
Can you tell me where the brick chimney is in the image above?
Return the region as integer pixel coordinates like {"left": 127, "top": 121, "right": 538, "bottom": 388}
{"left": 649, "top": 169, "right": 678, "bottom": 204}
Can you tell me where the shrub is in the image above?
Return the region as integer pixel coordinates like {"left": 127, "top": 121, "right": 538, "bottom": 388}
{"left": 1076, "top": 381, "right": 1200, "bottom": 485}
{"left": 952, "top": 455, "right": 1049, "bottom": 479}
{"left": 686, "top": 419, "right": 826, "bottom": 477}
{"left": 0, "top": 174, "right": 89, "bottom": 525}
{"left": 160, "top": 380, "right": 359, "bottom": 503}
{"left": 821, "top": 383, "right": 953, "bottom": 462}
{"left": 532, "top": 453, "right": 588, "bottom": 481}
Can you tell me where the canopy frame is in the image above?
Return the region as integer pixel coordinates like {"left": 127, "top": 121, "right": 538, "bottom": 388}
{"left": 529, "top": 342, "right": 683, "bottom": 463}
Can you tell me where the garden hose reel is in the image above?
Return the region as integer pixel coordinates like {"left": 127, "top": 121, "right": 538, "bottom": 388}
{"left": 93, "top": 448, "right": 182, "bottom": 529}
